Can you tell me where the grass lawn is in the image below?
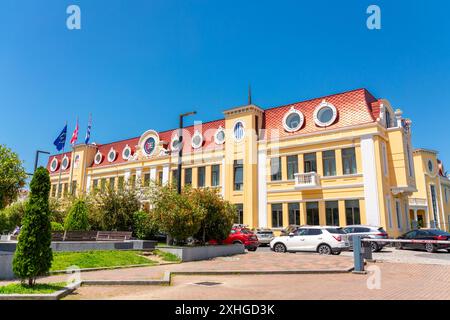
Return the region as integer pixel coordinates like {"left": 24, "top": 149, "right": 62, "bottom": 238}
{"left": 0, "top": 282, "right": 66, "bottom": 294}
{"left": 154, "top": 249, "right": 181, "bottom": 262}
{"left": 51, "top": 250, "right": 156, "bottom": 271}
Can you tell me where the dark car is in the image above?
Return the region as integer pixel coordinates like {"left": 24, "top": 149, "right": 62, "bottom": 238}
{"left": 397, "top": 229, "right": 450, "bottom": 253}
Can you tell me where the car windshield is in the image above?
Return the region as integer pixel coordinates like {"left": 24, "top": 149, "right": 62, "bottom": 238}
{"left": 239, "top": 229, "right": 253, "bottom": 234}
{"left": 326, "top": 228, "right": 346, "bottom": 234}
{"left": 428, "top": 229, "right": 450, "bottom": 236}
{"left": 257, "top": 231, "right": 273, "bottom": 235}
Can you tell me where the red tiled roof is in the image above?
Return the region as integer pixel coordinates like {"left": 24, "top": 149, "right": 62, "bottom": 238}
{"left": 47, "top": 88, "right": 380, "bottom": 172}
{"left": 263, "top": 88, "right": 378, "bottom": 140}
{"left": 46, "top": 151, "right": 72, "bottom": 174}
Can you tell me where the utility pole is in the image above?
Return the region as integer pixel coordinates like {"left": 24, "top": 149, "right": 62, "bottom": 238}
{"left": 177, "top": 111, "right": 196, "bottom": 194}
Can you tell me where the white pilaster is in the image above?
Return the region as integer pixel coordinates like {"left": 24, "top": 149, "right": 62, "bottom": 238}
{"left": 150, "top": 167, "right": 157, "bottom": 181}
{"left": 221, "top": 158, "right": 226, "bottom": 198}
{"left": 86, "top": 175, "right": 92, "bottom": 194}
{"left": 162, "top": 165, "right": 169, "bottom": 185}
{"left": 361, "top": 135, "right": 381, "bottom": 226}
{"left": 124, "top": 170, "right": 131, "bottom": 183}
{"left": 257, "top": 149, "right": 268, "bottom": 228}
{"left": 135, "top": 168, "right": 142, "bottom": 188}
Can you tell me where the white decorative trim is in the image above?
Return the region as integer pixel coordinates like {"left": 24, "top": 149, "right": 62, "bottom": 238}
{"left": 86, "top": 175, "right": 92, "bottom": 194}
{"left": 107, "top": 148, "right": 117, "bottom": 163}
{"left": 122, "top": 145, "right": 132, "bottom": 160}
{"left": 162, "top": 165, "right": 170, "bottom": 185}
{"left": 191, "top": 130, "right": 203, "bottom": 149}
{"left": 360, "top": 135, "right": 381, "bottom": 226}
{"left": 313, "top": 100, "right": 338, "bottom": 127}
{"left": 94, "top": 151, "right": 103, "bottom": 165}
{"left": 171, "top": 133, "right": 180, "bottom": 151}
{"left": 61, "top": 155, "right": 70, "bottom": 170}
{"left": 214, "top": 126, "right": 226, "bottom": 145}
{"left": 233, "top": 120, "right": 245, "bottom": 142}
{"left": 266, "top": 183, "right": 364, "bottom": 193}
{"left": 258, "top": 149, "right": 268, "bottom": 228}
{"left": 138, "top": 129, "right": 160, "bottom": 157}
{"left": 50, "top": 157, "right": 59, "bottom": 172}
{"left": 282, "top": 107, "right": 304, "bottom": 132}
{"left": 267, "top": 196, "right": 364, "bottom": 204}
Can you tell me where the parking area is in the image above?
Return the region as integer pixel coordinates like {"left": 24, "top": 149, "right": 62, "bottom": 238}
{"left": 257, "top": 245, "right": 450, "bottom": 265}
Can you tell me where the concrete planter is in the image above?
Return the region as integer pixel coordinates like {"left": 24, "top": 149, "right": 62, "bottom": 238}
{"left": 158, "top": 244, "right": 245, "bottom": 262}
{"left": 0, "top": 251, "right": 14, "bottom": 280}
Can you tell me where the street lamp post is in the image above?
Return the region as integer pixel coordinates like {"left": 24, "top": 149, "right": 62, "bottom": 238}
{"left": 177, "top": 111, "right": 196, "bottom": 194}
{"left": 34, "top": 150, "right": 51, "bottom": 172}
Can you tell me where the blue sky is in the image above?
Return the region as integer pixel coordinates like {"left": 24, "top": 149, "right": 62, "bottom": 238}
{"left": 1, "top": 0, "right": 449, "bottom": 174}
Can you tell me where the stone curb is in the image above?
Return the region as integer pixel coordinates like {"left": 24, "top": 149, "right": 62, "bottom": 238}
{"left": 49, "top": 262, "right": 181, "bottom": 275}
{"left": 170, "top": 268, "right": 354, "bottom": 275}
{"left": 0, "top": 281, "right": 81, "bottom": 301}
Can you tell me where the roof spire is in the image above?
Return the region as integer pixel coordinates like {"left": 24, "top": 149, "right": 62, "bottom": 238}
{"left": 248, "top": 84, "right": 252, "bottom": 105}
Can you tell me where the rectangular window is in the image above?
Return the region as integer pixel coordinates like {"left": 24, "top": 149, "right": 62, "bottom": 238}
{"left": 144, "top": 173, "right": 151, "bottom": 187}
{"left": 304, "top": 153, "right": 317, "bottom": 173}
{"left": 184, "top": 168, "right": 192, "bottom": 186}
{"left": 386, "top": 196, "right": 393, "bottom": 228}
{"left": 234, "top": 160, "right": 243, "bottom": 191}
{"left": 93, "top": 179, "right": 98, "bottom": 190}
{"left": 118, "top": 176, "right": 124, "bottom": 190}
{"left": 322, "top": 150, "right": 336, "bottom": 177}
{"left": 288, "top": 203, "right": 300, "bottom": 225}
{"left": 130, "top": 175, "right": 136, "bottom": 188}
{"left": 71, "top": 181, "right": 77, "bottom": 196}
{"left": 345, "top": 200, "right": 361, "bottom": 225}
{"left": 342, "top": 147, "right": 357, "bottom": 175}
{"left": 407, "top": 144, "right": 413, "bottom": 177}
{"left": 271, "top": 204, "right": 283, "bottom": 228}
{"left": 158, "top": 171, "right": 163, "bottom": 185}
{"left": 395, "top": 200, "right": 402, "bottom": 229}
{"left": 430, "top": 185, "right": 438, "bottom": 222}
{"left": 100, "top": 179, "right": 106, "bottom": 191}
{"left": 63, "top": 183, "right": 68, "bottom": 196}
{"left": 109, "top": 177, "right": 115, "bottom": 189}
{"left": 235, "top": 204, "right": 244, "bottom": 224}
{"left": 325, "top": 201, "right": 339, "bottom": 226}
{"left": 172, "top": 170, "right": 178, "bottom": 185}
{"left": 386, "top": 110, "right": 392, "bottom": 128}
{"left": 57, "top": 184, "right": 62, "bottom": 198}
{"left": 287, "top": 155, "right": 298, "bottom": 180}
{"left": 306, "top": 202, "right": 319, "bottom": 225}
{"left": 382, "top": 142, "right": 388, "bottom": 176}
{"left": 211, "top": 165, "right": 220, "bottom": 187}
{"left": 198, "top": 166, "right": 205, "bottom": 187}
{"left": 51, "top": 184, "right": 56, "bottom": 197}
{"left": 271, "top": 157, "right": 282, "bottom": 181}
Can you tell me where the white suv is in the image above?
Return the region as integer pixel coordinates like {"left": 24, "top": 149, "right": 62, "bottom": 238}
{"left": 270, "top": 226, "right": 350, "bottom": 255}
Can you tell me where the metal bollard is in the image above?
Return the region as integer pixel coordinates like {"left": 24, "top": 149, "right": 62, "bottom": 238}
{"left": 352, "top": 235, "right": 365, "bottom": 272}
{"left": 362, "top": 240, "right": 373, "bottom": 261}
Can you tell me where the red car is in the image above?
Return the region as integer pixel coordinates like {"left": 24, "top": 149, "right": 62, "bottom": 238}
{"left": 210, "top": 227, "right": 260, "bottom": 251}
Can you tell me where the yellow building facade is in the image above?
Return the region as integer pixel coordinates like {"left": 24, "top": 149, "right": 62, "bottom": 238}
{"left": 47, "top": 88, "right": 419, "bottom": 237}
{"left": 409, "top": 149, "right": 450, "bottom": 230}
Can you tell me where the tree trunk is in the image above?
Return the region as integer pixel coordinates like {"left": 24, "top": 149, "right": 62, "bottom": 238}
{"left": 28, "top": 278, "right": 33, "bottom": 286}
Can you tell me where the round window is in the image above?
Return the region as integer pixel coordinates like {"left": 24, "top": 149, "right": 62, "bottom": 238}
{"left": 233, "top": 121, "right": 245, "bottom": 141}
{"left": 94, "top": 152, "right": 103, "bottom": 165}
{"left": 314, "top": 101, "right": 337, "bottom": 127}
{"left": 143, "top": 137, "right": 156, "bottom": 155}
{"left": 61, "top": 156, "right": 69, "bottom": 170}
{"left": 192, "top": 131, "right": 203, "bottom": 149}
{"left": 283, "top": 108, "right": 304, "bottom": 132}
{"left": 50, "top": 158, "right": 58, "bottom": 172}
{"left": 428, "top": 160, "right": 434, "bottom": 173}
{"left": 123, "top": 147, "right": 130, "bottom": 159}
{"left": 108, "top": 150, "right": 116, "bottom": 162}
{"left": 215, "top": 128, "right": 225, "bottom": 144}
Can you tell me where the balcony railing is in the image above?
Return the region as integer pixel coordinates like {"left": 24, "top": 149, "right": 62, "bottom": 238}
{"left": 294, "top": 172, "right": 321, "bottom": 190}
{"left": 409, "top": 198, "right": 428, "bottom": 207}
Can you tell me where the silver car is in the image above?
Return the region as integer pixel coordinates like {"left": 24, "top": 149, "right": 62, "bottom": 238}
{"left": 343, "top": 225, "right": 389, "bottom": 252}
{"left": 255, "top": 229, "right": 274, "bottom": 246}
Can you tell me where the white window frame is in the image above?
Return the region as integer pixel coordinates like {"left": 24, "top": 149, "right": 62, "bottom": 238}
{"left": 107, "top": 148, "right": 117, "bottom": 163}
{"left": 395, "top": 199, "right": 402, "bottom": 230}
{"left": 428, "top": 159, "right": 434, "bottom": 173}
{"left": 386, "top": 196, "right": 393, "bottom": 229}
{"left": 171, "top": 134, "right": 180, "bottom": 151}
{"left": 233, "top": 120, "right": 245, "bottom": 142}
{"left": 191, "top": 130, "right": 203, "bottom": 149}
{"left": 61, "top": 155, "right": 70, "bottom": 170}
{"left": 214, "top": 126, "right": 226, "bottom": 145}
{"left": 122, "top": 145, "right": 132, "bottom": 160}
{"left": 94, "top": 151, "right": 103, "bottom": 165}
{"left": 313, "top": 100, "right": 338, "bottom": 127}
{"left": 282, "top": 107, "right": 304, "bottom": 132}
{"left": 50, "top": 157, "right": 59, "bottom": 172}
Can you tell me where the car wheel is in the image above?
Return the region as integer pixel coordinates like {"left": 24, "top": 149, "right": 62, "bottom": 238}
{"left": 395, "top": 243, "right": 403, "bottom": 250}
{"left": 247, "top": 247, "right": 257, "bottom": 252}
{"left": 425, "top": 243, "right": 437, "bottom": 253}
{"left": 273, "top": 243, "right": 287, "bottom": 253}
{"left": 331, "top": 251, "right": 341, "bottom": 255}
{"left": 447, "top": 249, "right": 450, "bottom": 253}
{"left": 317, "top": 244, "right": 332, "bottom": 255}
{"left": 233, "top": 241, "right": 242, "bottom": 245}
{"left": 370, "top": 242, "right": 379, "bottom": 252}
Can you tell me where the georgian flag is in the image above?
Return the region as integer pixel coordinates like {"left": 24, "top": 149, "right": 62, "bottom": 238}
{"left": 70, "top": 118, "right": 79, "bottom": 145}
{"left": 85, "top": 114, "right": 92, "bottom": 144}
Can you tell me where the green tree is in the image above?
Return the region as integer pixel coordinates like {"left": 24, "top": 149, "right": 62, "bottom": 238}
{"left": 12, "top": 167, "right": 52, "bottom": 286}
{"left": 0, "top": 201, "right": 26, "bottom": 231}
{"left": 190, "top": 188, "right": 236, "bottom": 244}
{"left": 133, "top": 211, "right": 158, "bottom": 240}
{"left": 51, "top": 221, "right": 64, "bottom": 231}
{"left": 0, "top": 145, "right": 27, "bottom": 210}
{"left": 64, "top": 198, "right": 90, "bottom": 231}
{"left": 149, "top": 184, "right": 206, "bottom": 244}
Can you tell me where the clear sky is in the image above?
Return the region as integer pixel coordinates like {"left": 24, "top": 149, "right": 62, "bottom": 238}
{"left": 1, "top": 0, "right": 449, "bottom": 175}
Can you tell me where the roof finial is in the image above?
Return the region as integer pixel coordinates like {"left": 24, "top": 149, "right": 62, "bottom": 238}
{"left": 248, "top": 84, "right": 252, "bottom": 105}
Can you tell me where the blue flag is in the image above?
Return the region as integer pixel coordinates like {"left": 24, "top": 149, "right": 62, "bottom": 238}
{"left": 53, "top": 124, "right": 67, "bottom": 151}
{"left": 85, "top": 114, "right": 92, "bottom": 144}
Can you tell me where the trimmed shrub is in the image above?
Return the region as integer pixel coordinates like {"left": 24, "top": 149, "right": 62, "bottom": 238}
{"left": 51, "top": 222, "right": 64, "bottom": 232}
{"left": 64, "top": 198, "right": 90, "bottom": 231}
{"left": 133, "top": 211, "right": 158, "bottom": 240}
{"left": 12, "top": 167, "right": 53, "bottom": 286}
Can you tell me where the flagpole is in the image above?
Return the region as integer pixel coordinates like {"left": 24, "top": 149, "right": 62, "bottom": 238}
{"left": 82, "top": 113, "right": 92, "bottom": 195}
{"left": 56, "top": 122, "right": 67, "bottom": 199}
{"left": 68, "top": 117, "right": 78, "bottom": 196}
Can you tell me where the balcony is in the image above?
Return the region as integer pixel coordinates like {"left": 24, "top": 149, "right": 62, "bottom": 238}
{"left": 294, "top": 172, "right": 321, "bottom": 190}
{"left": 409, "top": 198, "right": 428, "bottom": 207}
